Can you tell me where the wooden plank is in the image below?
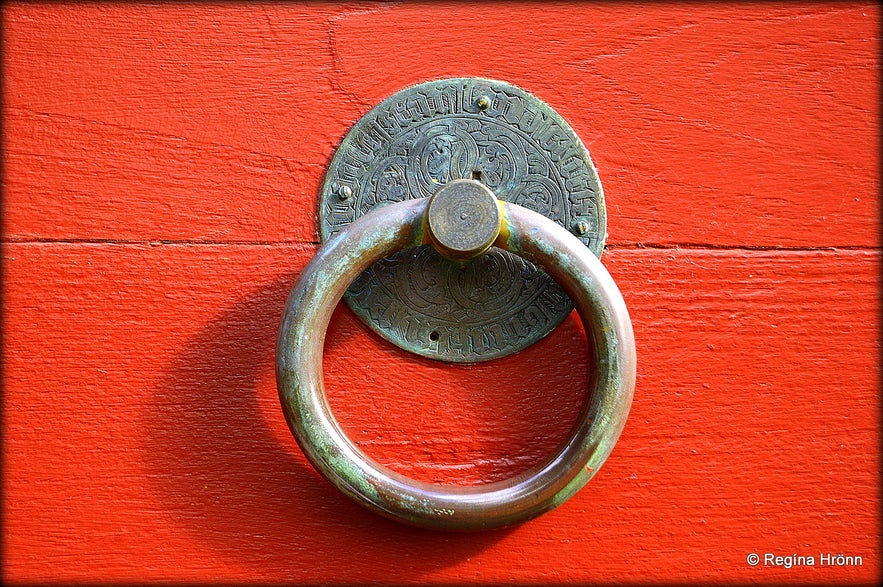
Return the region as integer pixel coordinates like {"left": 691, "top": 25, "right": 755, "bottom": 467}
{"left": 1, "top": 2, "right": 362, "bottom": 163}
{"left": 2, "top": 244, "right": 878, "bottom": 583}
{"left": 2, "top": 109, "right": 320, "bottom": 243}
{"left": 2, "top": 3, "right": 879, "bottom": 246}
{"left": 331, "top": 3, "right": 880, "bottom": 248}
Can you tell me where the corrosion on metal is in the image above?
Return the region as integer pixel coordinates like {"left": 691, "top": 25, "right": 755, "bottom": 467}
{"left": 277, "top": 197, "right": 635, "bottom": 531}
{"left": 426, "top": 179, "right": 502, "bottom": 261}
{"left": 318, "top": 77, "right": 606, "bottom": 362}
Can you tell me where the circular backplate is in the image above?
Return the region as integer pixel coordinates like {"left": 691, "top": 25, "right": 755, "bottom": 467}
{"left": 319, "top": 78, "right": 606, "bottom": 362}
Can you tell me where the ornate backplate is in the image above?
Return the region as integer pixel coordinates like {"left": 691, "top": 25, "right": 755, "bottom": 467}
{"left": 319, "top": 78, "right": 606, "bottom": 362}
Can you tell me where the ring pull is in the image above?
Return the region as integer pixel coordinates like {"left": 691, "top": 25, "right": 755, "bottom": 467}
{"left": 276, "top": 178, "right": 636, "bottom": 530}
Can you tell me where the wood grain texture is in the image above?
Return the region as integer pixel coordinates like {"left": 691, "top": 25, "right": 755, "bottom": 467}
{"left": 2, "top": 3, "right": 878, "bottom": 246}
{"left": 1, "top": 1, "right": 880, "bottom": 585}
{"left": 2, "top": 244, "right": 879, "bottom": 583}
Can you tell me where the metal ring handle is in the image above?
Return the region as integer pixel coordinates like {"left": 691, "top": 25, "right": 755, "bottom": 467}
{"left": 276, "top": 193, "right": 636, "bottom": 530}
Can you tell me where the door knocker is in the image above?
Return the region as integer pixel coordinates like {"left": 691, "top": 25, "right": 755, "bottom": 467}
{"left": 276, "top": 78, "right": 636, "bottom": 530}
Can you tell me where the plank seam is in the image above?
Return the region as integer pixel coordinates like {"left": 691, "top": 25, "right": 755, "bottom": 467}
{"left": 1, "top": 238, "right": 879, "bottom": 252}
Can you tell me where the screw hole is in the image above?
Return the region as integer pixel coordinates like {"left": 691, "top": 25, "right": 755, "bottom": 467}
{"left": 429, "top": 331, "right": 440, "bottom": 341}
{"left": 471, "top": 170, "right": 482, "bottom": 181}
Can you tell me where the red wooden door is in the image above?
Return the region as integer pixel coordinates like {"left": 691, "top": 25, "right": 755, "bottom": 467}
{"left": 2, "top": 3, "right": 879, "bottom": 584}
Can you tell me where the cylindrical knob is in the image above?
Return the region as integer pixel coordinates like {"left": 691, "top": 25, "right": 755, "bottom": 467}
{"left": 426, "top": 179, "right": 503, "bottom": 260}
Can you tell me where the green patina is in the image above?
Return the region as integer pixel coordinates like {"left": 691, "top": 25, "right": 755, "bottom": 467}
{"left": 277, "top": 196, "right": 635, "bottom": 530}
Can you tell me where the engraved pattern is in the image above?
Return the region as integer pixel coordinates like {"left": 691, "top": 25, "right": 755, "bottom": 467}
{"left": 319, "top": 78, "right": 606, "bottom": 362}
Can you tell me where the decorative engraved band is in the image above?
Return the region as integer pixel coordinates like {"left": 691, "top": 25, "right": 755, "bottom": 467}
{"left": 276, "top": 197, "right": 636, "bottom": 530}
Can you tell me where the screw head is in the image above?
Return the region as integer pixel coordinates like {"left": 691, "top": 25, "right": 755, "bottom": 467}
{"left": 477, "top": 95, "right": 491, "bottom": 111}
{"left": 574, "top": 220, "right": 590, "bottom": 235}
{"left": 338, "top": 185, "right": 353, "bottom": 200}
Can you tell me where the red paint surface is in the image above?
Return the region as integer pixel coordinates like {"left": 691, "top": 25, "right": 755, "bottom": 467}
{"left": 2, "top": 3, "right": 880, "bottom": 584}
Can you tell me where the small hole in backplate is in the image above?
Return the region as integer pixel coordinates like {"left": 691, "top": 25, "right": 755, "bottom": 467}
{"left": 429, "top": 331, "right": 440, "bottom": 342}
{"left": 471, "top": 170, "right": 482, "bottom": 181}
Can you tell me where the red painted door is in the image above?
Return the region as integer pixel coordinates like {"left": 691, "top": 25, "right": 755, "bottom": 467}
{"left": 2, "top": 2, "right": 879, "bottom": 584}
